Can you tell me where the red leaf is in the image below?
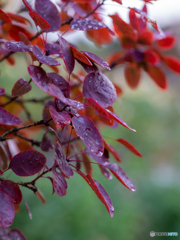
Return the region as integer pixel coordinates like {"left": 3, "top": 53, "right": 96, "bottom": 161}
{"left": 87, "top": 98, "right": 111, "bottom": 123}
{"left": 0, "top": 88, "right": 5, "bottom": 95}
{"left": 147, "top": 66, "right": 167, "bottom": 89}
{"left": 144, "top": 49, "right": 160, "bottom": 65}
{"left": 106, "top": 109, "right": 136, "bottom": 132}
{"left": 49, "top": 106, "right": 71, "bottom": 126}
{"left": 35, "top": 0, "right": 61, "bottom": 32}
{"left": 110, "top": 13, "right": 138, "bottom": 41}
{"left": 52, "top": 165, "right": 67, "bottom": 196}
{"left": 32, "top": 45, "right": 61, "bottom": 66}
{"left": 86, "top": 174, "right": 114, "bottom": 217}
{"left": 0, "top": 180, "right": 22, "bottom": 204}
{"left": 124, "top": 63, "right": 141, "bottom": 89}
{"left": 81, "top": 153, "right": 92, "bottom": 176}
{"left": 55, "top": 141, "right": 74, "bottom": 178}
{"left": 99, "top": 165, "right": 112, "bottom": 180}
{"left": 12, "top": 78, "right": 32, "bottom": 97}
{"left": 138, "top": 30, "right": 154, "bottom": 45}
{"left": 112, "top": 0, "right": 122, "bottom": 4}
{"left": 163, "top": 56, "right": 180, "bottom": 74}
{"left": 104, "top": 140, "right": 122, "bottom": 162}
{"left": 72, "top": 116, "right": 104, "bottom": 157}
{"left": 22, "top": 0, "right": 33, "bottom": 11}
{"left": 58, "top": 36, "right": 75, "bottom": 74}
{"left": 71, "top": 46, "right": 92, "bottom": 66}
{"left": 157, "top": 36, "right": 176, "bottom": 50}
{"left": 116, "top": 138, "right": 142, "bottom": 157}
{"left": 129, "top": 9, "right": 139, "bottom": 31}
{"left": 40, "top": 133, "right": 54, "bottom": 152}
{"left": 83, "top": 71, "right": 117, "bottom": 108}
{"left": 0, "top": 190, "right": 15, "bottom": 228}
{"left": 83, "top": 51, "right": 110, "bottom": 70}
{"left": 0, "top": 9, "right": 12, "bottom": 24}
{"left": 8, "top": 12, "right": 32, "bottom": 26}
{"left": 0, "top": 107, "right": 22, "bottom": 125}
{"left": 29, "top": 11, "right": 51, "bottom": 30}
{"left": 5, "top": 41, "right": 32, "bottom": 52}
{"left": 70, "top": 19, "right": 106, "bottom": 31}
{"left": 9, "top": 150, "right": 46, "bottom": 177}
{"left": 104, "top": 163, "right": 136, "bottom": 191}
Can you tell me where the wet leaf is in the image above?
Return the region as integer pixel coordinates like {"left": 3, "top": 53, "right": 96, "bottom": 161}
{"left": 99, "top": 165, "right": 112, "bottom": 180}
{"left": 32, "top": 45, "right": 61, "bottom": 66}
{"left": 83, "top": 71, "right": 117, "bottom": 108}
{"left": 0, "top": 180, "right": 22, "bottom": 205}
{"left": 49, "top": 106, "right": 71, "bottom": 126}
{"left": 40, "top": 133, "right": 53, "bottom": 152}
{"left": 104, "top": 163, "right": 136, "bottom": 191}
{"left": 85, "top": 148, "right": 109, "bottom": 165}
{"left": 58, "top": 36, "right": 75, "bottom": 74}
{"left": 9, "top": 150, "right": 46, "bottom": 177}
{"left": 71, "top": 46, "right": 92, "bottom": 65}
{"left": 72, "top": 116, "right": 104, "bottom": 157}
{"left": 12, "top": 78, "right": 32, "bottom": 97}
{"left": 70, "top": 19, "right": 106, "bottom": 31}
{"left": 0, "top": 190, "right": 15, "bottom": 228}
{"left": 5, "top": 41, "right": 32, "bottom": 52}
{"left": 55, "top": 141, "right": 74, "bottom": 178}
{"left": 52, "top": 165, "right": 67, "bottom": 196}
{"left": 29, "top": 11, "right": 51, "bottom": 30}
{"left": 0, "top": 108, "right": 22, "bottom": 125}
{"left": 8, "top": 229, "right": 27, "bottom": 240}
{"left": 83, "top": 51, "right": 110, "bottom": 70}
{"left": 35, "top": 0, "right": 61, "bottom": 32}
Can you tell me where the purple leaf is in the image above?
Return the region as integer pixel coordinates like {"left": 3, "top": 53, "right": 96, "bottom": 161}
{"left": 106, "top": 109, "right": 136, "bottom": 132}
{"left": 32, "top": 45, "right": 61, "bottom": 66}
{"left": 8, "top": 229, "right": 27, "bottom": 240}
{"left": 45, "top": 42, "right": 62, "bottom": 57}
{"left": 48, "top": 83, "right": 84, "bottom": 110}
{"left": 9, "top": 150, "right": 46, "bottom": 177}
{"left": 83, "top": 51, "right": 110, "bottom": 70}
{"left": 70, "top": 19, "right": 106, "bottom": 31}
{"left": 0, "top": 180, "right": 22, "bottom": 205}
{"left": 12, "top": 78, "right": 32, "bottom": 97}
{"left": 77, "top": 59, "right": 99, "bottom": 73}
{"left": 35, "top": 0, "right": 61, "bottom": 32}
{"left": 49, "top": 106, "right": 71, "bottom": 126}
{"left": 52, "top": 165, "right": 67, "bottom": 196}
{"left": 99, "top": 165, "right": 113, "bottom": 180}
{"left": 0, "top": 190, "right": 15, "bottom": 228}
{"left": 0, "top": 108, "right": 22, "bottom": 125}
{"left": 5, "top": 41, "right": 32, "bottom": 52}
{"left": 47, "top": 72, "right": 70, "bottom": 98}
{"left": 0, "top": 88, "right": 5, "bottom": 95}
{"left": 83, "top": 71, "right": 117, "bottom": 108}
{"left": 72, "top": 116, "right": 104, "bottom": 157}
{"left": 40, "top": 133, "right": 54, "bottom": 152}
{"left": 28, "top": 65, "right": 54, "bottom": 94}
{"left": 59, "top": 36, "right": 75, "bottom": 74}
{"left": 29, "top": 11, "right": 51, "bottom": 30}
{"left": 55, "top": 141, "right": 74, "bottom": 178}
{"left": 104, "top": 163, "right": 136, "bottom": 191}
{"left": 85, "top": 148, "right": 109, "bottom": 165}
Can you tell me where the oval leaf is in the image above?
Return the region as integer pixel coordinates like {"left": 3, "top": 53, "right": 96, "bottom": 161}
{"left": 157, "top": 35, "right": 176, "bottom": 50}
{"left": 8, "top": 229, "right": 27, "bottom": 240}
{"left": 49, "top": 106, "right": 71, "bottom": 126}
{"left": 29, "top": 11, "right": 51, "bottom": 30}
{"left": 124, "top": 63, "right": 141, "bottom": 89}
{"left": 83, "top": 51, "right": 110, "bottom": 70}
{"left": 12, "top": 78, "right": 32, "bottom": 97}
{"left": 83, "top": 71, "right": 117, "bottom": 108}
{"left": 9, "top": 150, "right": 46, "bottom": 176}
{"left": 35, "top": 0, "right": 61, "bottom": 32}
{"left": 5, "top": 41, "right": 32, "bottom": 52}
{"left": 70, "top": 19, "right": 106, "bottom": 31}
{"left": 32, "top": 45, "right": 61, "bottom": 66}
{"left": 72, "top": 116, "right": 104, "bottom": 157}
{"left": 52, "top": 165, "right": 67, "bottom": 196}
{"left": 164, "top": 56, "right": 180, "bottom": 74}
{"left": 40, "top": 133, "right": 53, "bottom": 152}
{"left": 55, "top": 141, "right": 74, "bottom": 178}
{"left": 0, "top": 108, "right": 22, "bottom": 125}
{"left": 147, "top": 66, "right": 167, "bottom": 89}
{"left": 0, "top": 190, "right": 15, "bottom": 228}
{"left": 0, "top": 180, "right": 22, "bottom": 204}
{"left": 105, "top": 163, "right": 136, "bottom": 191}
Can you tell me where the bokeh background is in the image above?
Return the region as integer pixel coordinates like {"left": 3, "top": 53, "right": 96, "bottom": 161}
{"left": 1, "top": 0, "right": 180, "bottom": 240}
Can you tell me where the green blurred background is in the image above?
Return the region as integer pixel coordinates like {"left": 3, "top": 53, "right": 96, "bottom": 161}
{"left": 1, "top": 30, "right": 180, "bottom": 240}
